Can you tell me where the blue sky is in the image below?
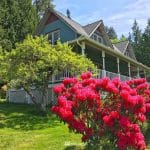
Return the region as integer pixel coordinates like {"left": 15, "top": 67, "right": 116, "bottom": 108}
{"left": 54, "top": 0, "right": 150, "bottom": 37}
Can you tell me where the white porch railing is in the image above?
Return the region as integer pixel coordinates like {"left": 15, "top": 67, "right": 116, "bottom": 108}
{"left": 106, "top": 71, "right": 119, "bottom": 79}
{"left": 50, "top": 69, "right": 131, "bottom": 82}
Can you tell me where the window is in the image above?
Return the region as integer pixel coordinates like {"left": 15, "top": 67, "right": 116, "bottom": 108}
{"left": 125, "top": 50, "right": 130, "bottom": 57}
{"left": 91, "top": 33, "right": 103, "bottom": 44}
{"left": 48, "top": 30, "right": 60, "bottom": 45}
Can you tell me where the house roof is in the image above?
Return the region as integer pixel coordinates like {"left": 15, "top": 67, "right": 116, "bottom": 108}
{"left": 54, "top": 10, "right": 88, "bottom": 36}
{"left": 113, "top": 41, "right": 129, "bottom": 54}
{"left": 82, "top": 20, "right": 102, "bottom": 36}
{"left": 36, "top": 9, "right": 104, "bottom": 37}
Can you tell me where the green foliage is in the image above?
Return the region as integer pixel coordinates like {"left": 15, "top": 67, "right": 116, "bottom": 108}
{"left": 9, "top": 35, "right": 95, "bottom": 87}
{"left": 130, "top": 19, "right": 150, "bottom": 67}
{"left": 111, "top": 35, "right": 127, "bottom": 44}
{"left": 0, "top": 47, "right": 9, "bottom": 85}
{"left": 7, "top": 35, "right": 96, "bottom": 110}
{"left": 0, "top": 0, "right": 38, "bottom": 50}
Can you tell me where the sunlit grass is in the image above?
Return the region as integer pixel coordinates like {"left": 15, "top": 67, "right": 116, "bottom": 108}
{"left": 0, "top": 100, "right": 83, "bottom": 150}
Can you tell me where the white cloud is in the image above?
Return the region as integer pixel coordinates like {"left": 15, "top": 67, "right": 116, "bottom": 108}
{"left": 106, "top": 0, "right": 150, "bottom": 36}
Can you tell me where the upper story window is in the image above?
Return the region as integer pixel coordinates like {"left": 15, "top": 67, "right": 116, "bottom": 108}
{"left": 125, "top": 50, "right": 130, "bottom": 57}
{"left": 91, "top": 33, "right": 103, "bottom": 44}
{"left": 48, "top": 30, "right": 60, "bottom": 45}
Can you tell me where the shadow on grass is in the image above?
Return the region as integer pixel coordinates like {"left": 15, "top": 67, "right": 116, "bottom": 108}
{"left": 0, "top": 101, "right": 61, "bottom": 131}
{"left": 64, "top": 145, "right": 84, "bottom": 150}
{"left": 144, "top": 121, "right": 150, "bottom": 146}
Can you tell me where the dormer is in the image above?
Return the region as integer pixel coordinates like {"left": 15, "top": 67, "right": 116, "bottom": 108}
{"left": 83, "top": 21, "right": 113, "bottom": 48}
{"left": 113, "top": 41, "right": 136, "bottom": 60}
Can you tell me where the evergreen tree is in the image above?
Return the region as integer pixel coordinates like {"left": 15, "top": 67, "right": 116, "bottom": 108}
{"left": 0, "top": 0, "right": 38, "bottom": 51}
{"left": 33, "top": 0, "right": 54, "bottom": 17}
{"left": 135, "top": 19, "right": 150, "bottom": 67}
{"left": 131, "top": 20, "right": 142, "bottom": 44}
{"left": 128, "top": 32, "right": 132, "bottom": 42}
{"left": 144, "top": 19, "right": 150, "bottom": 36}
{"left": 105, "top": 26, "right": 117, "bottom": 39}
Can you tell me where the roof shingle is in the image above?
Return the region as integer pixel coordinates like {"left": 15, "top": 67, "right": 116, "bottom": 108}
{"left": 82, "top": 20, "right": 102, "bottom": 35}
{"left": 113, "top": 41, "right": 129, "bottom": 53}
{"left": 55, "top": 10, "right": 88, "bottom": 36}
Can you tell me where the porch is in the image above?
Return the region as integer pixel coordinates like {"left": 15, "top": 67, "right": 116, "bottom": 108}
{"left": 65, "top": 36, "right": 150, "bottom": 82}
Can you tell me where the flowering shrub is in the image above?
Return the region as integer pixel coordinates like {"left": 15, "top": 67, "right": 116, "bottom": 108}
{"left": 52, "top": 72, "right": 150, "bottom": 150}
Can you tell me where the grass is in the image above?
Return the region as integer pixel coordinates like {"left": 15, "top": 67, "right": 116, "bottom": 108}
{"left": 0, "top": 100, "right": 84, "bottom": 150}
{"left": 0, "top": 100, "right": 150, "bottom": 150}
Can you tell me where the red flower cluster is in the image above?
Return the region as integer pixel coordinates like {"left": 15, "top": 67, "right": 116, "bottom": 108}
{"left": 52, "top": 72, "right": 150, "bottom": 150}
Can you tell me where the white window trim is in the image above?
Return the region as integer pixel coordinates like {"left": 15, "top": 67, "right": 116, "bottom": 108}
{"left": 91, "top": 33, "right": 103, "bottom": 44}
{"left": 48, "top": 30, "right": 60, "bottom": 45}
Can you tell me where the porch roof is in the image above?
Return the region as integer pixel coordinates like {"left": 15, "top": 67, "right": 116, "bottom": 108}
{"left": 68, "top": 36, "right": 150, "bottom": 71}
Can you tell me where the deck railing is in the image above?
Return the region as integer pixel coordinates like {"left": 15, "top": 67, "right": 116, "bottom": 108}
{"left": 50, "top": 69, "right": 132, "bottom": 82}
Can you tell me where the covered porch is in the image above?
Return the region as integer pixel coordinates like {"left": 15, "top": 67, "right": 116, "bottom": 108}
{"left": 67, "top": 36, "right": 150, "bottom": 81}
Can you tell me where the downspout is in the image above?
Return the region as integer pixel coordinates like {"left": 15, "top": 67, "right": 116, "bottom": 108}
{"left": 77, "top": 39, "right": 85, "bottom": 56}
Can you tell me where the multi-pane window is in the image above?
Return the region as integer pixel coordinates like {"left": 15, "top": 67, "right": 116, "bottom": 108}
{"left": 125, "top": 50, "right": 130, "bottom": 57}
{"left": 48, "top": 30, "right": 60, "bottom": 45}
{"left": 91, "top": 33, "right": 103, "bottom": 44}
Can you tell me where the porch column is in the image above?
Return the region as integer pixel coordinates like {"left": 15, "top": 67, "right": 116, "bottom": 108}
{"left": 128, "top": 62, "right": 131, "bottom": 79}
{"left": 102, "top": 51, "right": 106, "bottom": 77}
{"left": 137, "top": 67, "right": 140, "bottom": 78}
{"left": 117, "top": 57, "right": 120, "bottom": 79}
{"left": 81, "top": 42, "right": 85, "bottom": 56}
{"left": 144, "top": 70, "right": 146, "bottom": 79}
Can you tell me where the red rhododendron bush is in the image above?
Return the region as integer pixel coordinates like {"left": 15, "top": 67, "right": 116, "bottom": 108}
{"left": 52, "top": 72, "right": 150, "bottom": 150}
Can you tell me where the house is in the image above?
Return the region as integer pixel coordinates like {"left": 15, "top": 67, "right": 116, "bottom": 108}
{"left": 36, "top": 8, "right": 150, "bottom": 81}
{"left": 7, "top": 9, "right": 150, "bottom": 104}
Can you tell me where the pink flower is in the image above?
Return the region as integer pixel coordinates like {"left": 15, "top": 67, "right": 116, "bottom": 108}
{"left": 119, "top": 116, "right": 131, "bottom": 129}
{"left": 53, "top": 84, "right": 65, "bottom": 94}
{"left": 145, "top": 103, "right": 150, "bottom": 113}
{"left": 103, "top": 115, "right": 114, "bottom": 127}
{"left": 106, "top": 82, "right": 119, "bottom": 94}
{"left": 80, "top": 71, "right": 92, "bottom": 80}
{"left": 136, "top": 114, "right": 146, "bottom": 122}
{"left": 110, "top": 111, "right": 120, "bottom": 119}
{"left": 63, "top": 77, "right": 78, "bottom": 86}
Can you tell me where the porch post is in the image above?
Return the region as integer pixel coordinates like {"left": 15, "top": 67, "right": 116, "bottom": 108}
{"left": 128, "top": 62, "right": 131, "bottom": 79}
{"left": 81, "top": 42, "right": 85, "bottom": 56}
{"left": 144, "top": 70, "right": 146, "bottom": 79}
{"left": 117, "top": 57, "right": 120, "bottom": 79}
{"left": 102, "top": 51, "right": 106, "bottom": 77}
{"left": 137, "top": 67, "right": 140, "bottom": 78}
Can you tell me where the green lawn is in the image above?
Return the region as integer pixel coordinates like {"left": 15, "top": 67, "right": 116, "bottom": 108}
{"left": 0, "top": 100, "right": 150, "bottom": 150}
{"left": 0, "top": 100, "right": 84, "bottom": 150}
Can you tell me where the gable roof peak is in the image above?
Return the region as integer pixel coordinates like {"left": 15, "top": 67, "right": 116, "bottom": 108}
{"left": 113, "top": 40, "right": 129, "bottom": 53}
{"left": 83, "top": 20, "right": 102, "bottom": 27}
{"left": 83, "top": 20, "right": 103, "bottom": 36}
{"left": 49, "top": 9, "right": 88, "bottom": 36}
